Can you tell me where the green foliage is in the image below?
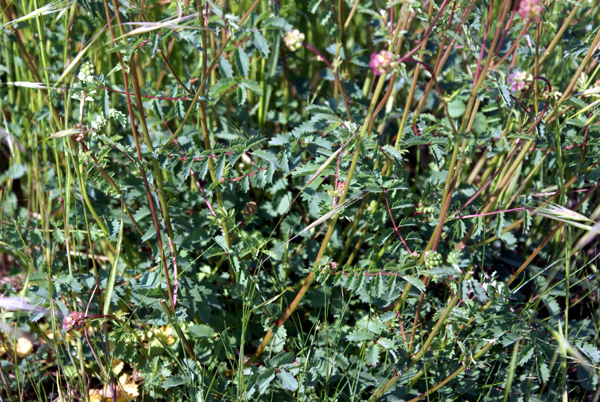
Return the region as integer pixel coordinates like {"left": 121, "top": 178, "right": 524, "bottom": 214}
{"left": 1, "top": 0, "right": 600, "bottom": 401}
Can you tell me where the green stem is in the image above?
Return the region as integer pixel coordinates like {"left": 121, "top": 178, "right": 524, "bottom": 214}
{"left": 159, "top": 299, "right": 198, "bottom": 361}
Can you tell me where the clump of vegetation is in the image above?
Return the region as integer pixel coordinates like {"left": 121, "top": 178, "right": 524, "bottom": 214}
{"left": 1, "top": 0, "right": 599, "bottom": 401}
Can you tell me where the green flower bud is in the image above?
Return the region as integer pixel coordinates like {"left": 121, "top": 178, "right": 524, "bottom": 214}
{"left": 424, "top": 250, "right": 443, "bottom": 269}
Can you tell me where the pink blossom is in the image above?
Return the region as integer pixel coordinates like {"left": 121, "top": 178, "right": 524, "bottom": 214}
{"left": 369, "top": 50, "right": 396, "bottom": 76}
{"left": 518, "top": 0, "right": 543, "bottom": 23}
{"left": 334, "top": 181, "right": 345, "bottom": 197}
{"left": 63, "top": 311, "right": 84, "bottom": 332}
{"left": 508, "top": 71, "right": 532, "bottom": 93}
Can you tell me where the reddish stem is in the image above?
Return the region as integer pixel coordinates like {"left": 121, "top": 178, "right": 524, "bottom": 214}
{"left": 191, "top": 170, "right": 217, "bottom": 217}
{"left": 474, "top": 0, "right": 495, "bottom": 84}
{"left": 99, "top": 85, "right": 190, "bottom": 101}
{"left": 458, "top": 207, "right": 526, "bottom": 219}
{"left": 382, "top": 188, "right": 412, "bottom": 254}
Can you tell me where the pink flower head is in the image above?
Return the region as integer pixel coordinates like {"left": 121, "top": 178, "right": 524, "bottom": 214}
{"left": 508, "top": 70, "right": 533, "bottom": 93}
{"left": 369, "top": 50, "right": 397, "bottom": 76}
{"left": 334, "top": 181, "right": 345, "bottom": 197}
{"left": 518, "top": 0, "right": 543, "bottom": 23}
{"left": 63, "top": 311, "right": 84, "bottom": 332}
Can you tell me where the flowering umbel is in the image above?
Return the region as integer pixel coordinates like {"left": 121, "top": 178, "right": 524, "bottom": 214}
{"left": 283, "top": 29, "right": 305, "bottom": 52}
{"left": 63, "top": 311, "right": 84, "bottom": 332}
{"left": 508, "top": 70, "right": 533, "bottom": 93}
{"left": 369, "top": 50, "right": 397, "bottom": 76}
{"left": 518, "top": 0, "right": 543, "bottom": 23}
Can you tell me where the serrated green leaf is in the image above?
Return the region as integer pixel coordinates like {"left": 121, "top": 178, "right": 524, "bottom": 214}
{"left": 252, "top": 31, "right": 270, "bottom": 58}
{"left": 253, "top": 149, "right": 279, "bottom": 167}
{"left": 401, "top": 275, "right": 426, "bottom": 293}
{"left": 133, "top": 206, "right": 151, "bottom": 221}
{"left": 257, "top": 368, "right": 276, "bottom": 395}
{"left": 209, "top": 78, "right": 237, "bottom": 99}
{"left": 214, "top": 235, "right": 230, "bottom": 252}
{"left": 366, "top": 344, "right": 380, "bottom": 366}
{"left": 152, "top": 98, "right": 164, "bottom": 120}
{"left": 277, "top": 369, "right": 298, "bottom": 391}
{"left": 382, "top": 145, "right": 404, "bottom": 162}
{"left": 536, "top": 357, "right": 549, "bottom": 384}
{"left": 162, "top": 375, "right": 187, "bottom": 388}
{"left": 523, "top": 209, "right": 532, "bottom": 234}
{"left": 189, "top": 324, "right": 215, "bottom": 338}
{"left": 218, "top": 56, "right": 234, "bottom": 78}
{"left": 262, "top": 16, "right": 292, "bottom": 31}
{"left": 239, "top": 79, "right": 263, "bottom": 95}
{"left": 493, "top": 212, "right": 505, "bottom": 238}
{"left": 234, "top": 47, "right": 249, "bottom": 77}
{"left": 236, "top": 85, "right": 248, "bottom": 105}
{"left": 518, "top": 343, "right": 535, "bottom": 366}
{"left": 215, "top": 154, "right": 226, "bottom": 180}
{"left": 347, "top": 330, "right": 374, "bottom": 341}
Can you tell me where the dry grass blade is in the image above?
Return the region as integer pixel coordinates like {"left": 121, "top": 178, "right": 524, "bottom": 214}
{"left": 533, "top": 202, "right": 594, "bottom": 231}
{"left": 110, "top": 16, "right": 211, "bottom": 42}
{"left": 575, "top": 220, "right": 600, "bottom": 250}
{"left": 4, "top": 82, "right": 49, "bottom": 89}
{"left": 53, "top": 23, "right": 109, "bottom": 88}
{"left": 1, "top": 1, "right": 72, "bottom": 28}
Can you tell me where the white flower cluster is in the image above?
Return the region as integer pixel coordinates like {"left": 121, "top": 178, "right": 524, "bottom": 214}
{"left": 284, "top": 29, "right": 305, "bottom": 52}
{"left": 78, "top": 61, "right": 96, "bottom": 84}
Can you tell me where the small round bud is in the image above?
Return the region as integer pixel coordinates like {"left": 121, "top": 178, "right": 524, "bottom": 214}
{"left": 63, "top": 311, "right": 85, "bottom": 332}
{"left": 508, "top": 70, "right": 533, "bottom": 93}
{"left": 424, "top": 250, "right": 443, "bottom": 269}
{"left": 334, "top": 181, "right": 345, "bottom": 197}
{"left": 242, "top": 201, "right": 258, "bottom": 218}
{"left": 78, "top": 61, "right": 96, "bottom": 84}
{"left": 283, "top": 29, "right": 305, "bottom": 52}
{"left": 369, "top": 50, "right": 397, "bottom": 76}
{"left": 518, "top": 0, "right": 543, "bottom": 22}
{"left": 368, "top": 200, "right": 378, "bottom": 214}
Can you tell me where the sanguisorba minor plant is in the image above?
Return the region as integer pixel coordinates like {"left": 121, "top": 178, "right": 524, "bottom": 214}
{"left": 1, "top": 0, "right": 600, "bottom": 400}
